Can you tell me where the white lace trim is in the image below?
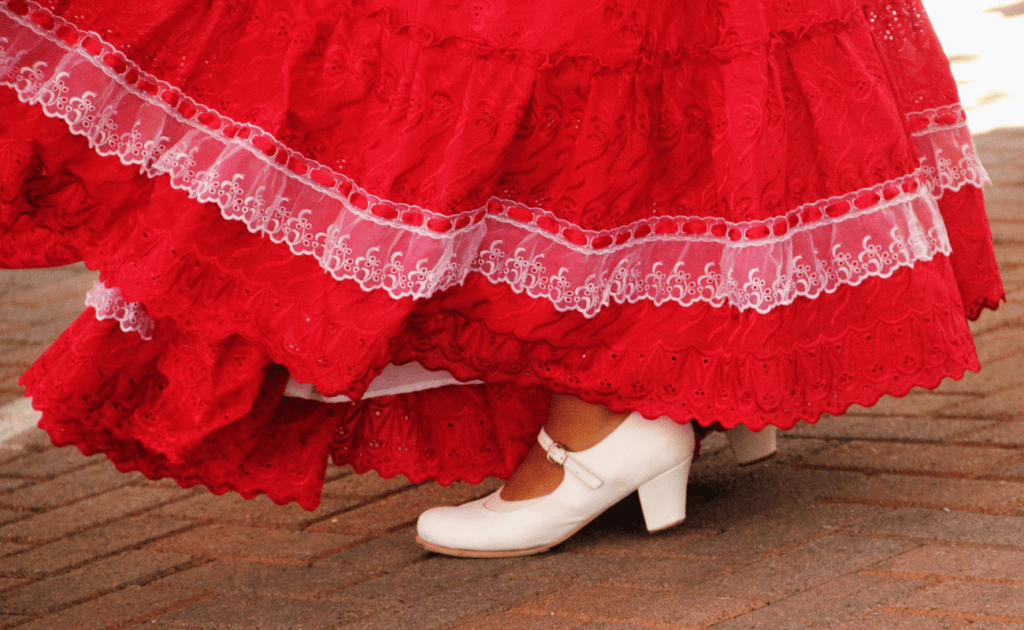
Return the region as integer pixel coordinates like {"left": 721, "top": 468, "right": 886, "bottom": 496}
{"left": 909, "top": 104, "right": 991, "bottom": 198}
{"left": 1, "top": 3, "right": 981, "bottom": 320}
{"left": 85, "top": 283, "right": 154, "bottom": 340}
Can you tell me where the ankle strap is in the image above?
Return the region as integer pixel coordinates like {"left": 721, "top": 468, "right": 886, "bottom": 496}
{"left": 537, "top": 429, "right": 604, "bottom": 490}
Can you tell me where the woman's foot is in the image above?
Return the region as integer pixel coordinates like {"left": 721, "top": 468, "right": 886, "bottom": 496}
{"left": 499, "top": 394, "right": 630, "bottom": 501}
{"left": 415, "top": 398, "right": 695, "bottom": 558}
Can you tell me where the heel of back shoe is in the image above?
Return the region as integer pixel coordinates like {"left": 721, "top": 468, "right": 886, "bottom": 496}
{"left": 725, "top": 424, "right": 777, "bottom": 466}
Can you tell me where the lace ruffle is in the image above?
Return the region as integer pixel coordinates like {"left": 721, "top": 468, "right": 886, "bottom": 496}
{"left": 0, "top": 2, "right": 979, "bottom": 318}
{"left": 85, "top": 283, "right": 154, "bottom": 340}
{"left": 909, "top": 105, "right": 991, "bottom": 197}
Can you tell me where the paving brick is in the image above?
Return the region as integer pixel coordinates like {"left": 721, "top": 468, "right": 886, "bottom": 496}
{"left": 821, "top": 475, "right": 1024, "bottom": 514}
{"left": 796, "top": 441, "right": 1019, "bottom": 478}
{"left": 306, "top": 478, "right": 501, "bottom": 536}
{"left": 512, "top": 584, "right": 757, "bottom": 629}
{"left": 337, "top": 576, "right": 562, "bottom": 630}
{"left": 0, "top": 366, "right": 23, "bottom": 388}
{"left": 0, "top": 345, "right": 50, "bottom": 373}
{"left": 449, "top": 611, "right": 579, "bottom": 630}
{"left": 939, "top": 386, "right": 1024, "bottom": 421}
{"left": 312, "top": 530, "right": 428, "bottom": 586}
{"left": 4, "top": 573, "right": 214, "bottom": 630}
{"left": 0, "top": 614, "right": 28, "bottom": 630}
{"left": 0, "top": 448, "right": 28, "bottom": 468}
{"left": 828, "top": 611, "right": 965, "bottom": 630}
{"left": 320, "top": 469, "right": 413, "bottom": 500}
{"left": 156, "top": 593, "right": 368, "bottom": 630}
{"left": 701, "top": 534, "right": 917, "bottom": 601}
{"left": 955, "top": 421, "right": 1024, "bottom": 447}
{"left": 892, "top": 582, "right": 1024, "bottom": 619}
{"left": 684, "top": 463, "right": 865, "bottom": 531}
{"left": 991, "top": 221, "right": 1024, "bottom": 246}
{"left": 0, "top": 459, "right": 140, "bottom": 510}
{"left": 973, "top": 327, "right": 1024, "bottom": 365}
{"left": 843, "top": 391, "right": 978, "bottom": 417}
{"left": 0, "top": 539, "right": 29, "bottom": 558}
{"left": 150, "top": 489, "right": 337, "bottom": 530}
{"left": 0, "top": 318, "right": 75, "bottom": 346}
{"left": 0, "top": 486, "right": 183, "bottom": 543}
{"left": 708, "top": 573, "right": 930, "bottom": 630}
{"left": 0, "top": 445, "right": 102, "bottom": 480}
{"left": 0, "top": 508, "right": 24, "bottom": 526}
{"left": 0, "top": 446, "right": 105, "bottom": 481}
{"left": 965, "top": 622, "right": 1024, "bottom": 630}
{"left": 575, "top": 623, "right": 664, "bottom": 630}
{"left": 495, "top": 544, "right": 727, "bottom": 590}
{"left": 849, "top": 508, "right": 1024, "bottom": 548}
{"left": 787, "top": 416, "right": 992, "bottom": 443}
{"left": 576, "top": 501, "right": 880, "bottom": 587}
{"left": 0, "top": 549, "right": 193, "bottom": 615}
{"left": 964, "top": 299, "right": 1024, "bottom": 338}
{"left": 991, "top": 240, "right": 1024, "bottom": 264}
{"left": 987, "top": 238, "right": 1021, "bottom": 267}
{"left": 0, "top": 394, "right": 24, "bottom": 415}
{"left": 987, "top": 450, "right": 1024, "bottom": 481}
{"left": 322, "top": 552, "right": 506, "bottom": 617}
{"left": 0, "top": 427, "right": 51, "bottom": 454}
{"left": 148, "top": 471, "right": 413, "bottom": 531}
{"left": 0, "top": 515, "right": 194, "bottom": 577}
{"left": 0, "top": 265, "right": 97, "bottom": 303}
{"left": 984, "top": 155, "right": 1024, "bottom": 185}
{"left": 144, "top": 523, "right": 363, "bottom": 564}
{"left": 0, "top": 478, "right": 30, "bottom": 493}
{"left": 144, "top": 558, "right": 373, "bottom": 601}
{"left": 130, "top": 475, "right": 197, "bottom": 492}
{"left": 871, "top": 545, "right": 1024, "bottom": 584}
{"left": 0, "top": 577, "right": 27, "bottom": 591}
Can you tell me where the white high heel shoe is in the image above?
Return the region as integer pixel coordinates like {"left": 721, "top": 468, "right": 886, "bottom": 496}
{"left": 724, "top": 424, "right": 777, "bottom": 465}
{"left": 415, "top": 412, "right": 696, "bottom": 558}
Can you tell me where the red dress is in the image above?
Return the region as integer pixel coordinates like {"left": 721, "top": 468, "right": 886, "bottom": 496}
{"left": 0, "top": 0, "right": 1003, "bottom": 509}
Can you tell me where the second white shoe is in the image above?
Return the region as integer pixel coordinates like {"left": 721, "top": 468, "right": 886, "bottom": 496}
{"left": 415, "top": 411, "right": 696, "bottom": 558}
{"left": 724, "top": 424, "right": 778, "bottom": 466}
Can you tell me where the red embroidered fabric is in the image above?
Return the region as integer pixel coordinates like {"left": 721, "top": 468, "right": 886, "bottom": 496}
{"left": 0, "top": 0, "right": 1005, "bottom": 509}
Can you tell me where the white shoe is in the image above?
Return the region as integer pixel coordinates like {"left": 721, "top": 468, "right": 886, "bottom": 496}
{"left": 415, "top": 412, "right": 696, "bottom": 558}
{"left": 725, "top": 424, "right": 777, "bottom": 465}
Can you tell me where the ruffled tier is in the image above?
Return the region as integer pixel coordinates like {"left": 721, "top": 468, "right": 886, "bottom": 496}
{"left": 25, "top": 252, "right": 976, "bottom": 510}
{"left": 0, "top": 0, "right": 1006, "bottom": 507}
{"left": 27, "top": 312, "right": 549, "bottom": 509}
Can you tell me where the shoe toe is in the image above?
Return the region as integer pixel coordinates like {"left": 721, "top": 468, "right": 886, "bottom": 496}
{"left": 416, "top": 498, "right": 487, "bottom": 548}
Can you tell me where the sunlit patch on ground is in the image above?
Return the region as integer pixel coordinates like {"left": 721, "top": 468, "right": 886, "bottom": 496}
{"left": 925, "top": 0, "right": 1024, "bottom": 131}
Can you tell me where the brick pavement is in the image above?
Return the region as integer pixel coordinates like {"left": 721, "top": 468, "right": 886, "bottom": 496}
{"left": 2, "top": 18, "right": 1024, "bottom": 630}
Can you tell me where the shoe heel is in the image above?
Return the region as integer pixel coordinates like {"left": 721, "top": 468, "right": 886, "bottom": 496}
{"left": 726, "top": 425, "right": 777, "bottom": 466}
{"left": 637, "top": 458, "right": 691, "bottom": 532}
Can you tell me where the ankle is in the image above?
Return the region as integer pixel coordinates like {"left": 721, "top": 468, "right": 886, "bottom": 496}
{"left": 544, "top": 395, "right": 629, "bottom": 451}
{"left": 500, "top": 445, "right": 563, "bottom": 501}
{"left": 499, "top": 398, "right": 631, "bottom": 502}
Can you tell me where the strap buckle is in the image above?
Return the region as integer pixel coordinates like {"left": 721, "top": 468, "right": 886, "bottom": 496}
{"left": 537, "top": 428, "right": 604, "bottom": 490}
{"left": 546, "top": 441, "right": 569, "bottom": 467}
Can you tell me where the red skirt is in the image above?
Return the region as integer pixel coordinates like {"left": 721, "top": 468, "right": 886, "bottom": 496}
{"left": 0, "top": 0, "right": 1003, "bottom": 509}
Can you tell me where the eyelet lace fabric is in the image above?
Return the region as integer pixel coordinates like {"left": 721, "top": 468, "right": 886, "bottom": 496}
{"left": 1, "top": 0, "right": 1005, "bottom": 507}
{"left": 0, "top": 3, "right": 970, "bottom": 317}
